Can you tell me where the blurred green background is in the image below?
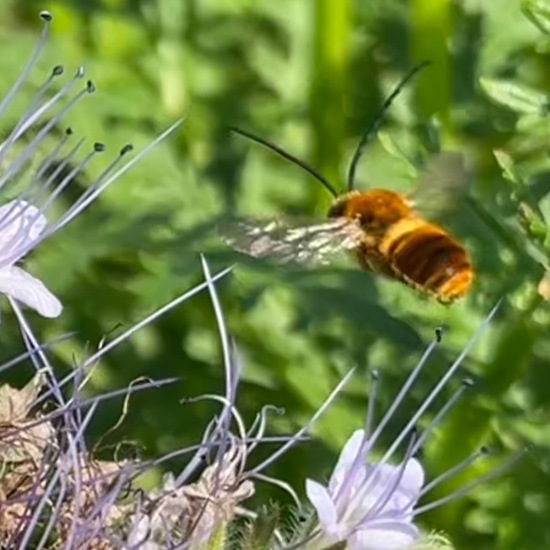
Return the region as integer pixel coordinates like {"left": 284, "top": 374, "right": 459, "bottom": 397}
{"left": 1, "top": 0, "right": 550, "bottom": 548}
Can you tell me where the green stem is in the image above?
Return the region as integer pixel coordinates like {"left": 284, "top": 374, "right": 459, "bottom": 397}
{"left": 410, "top": 0, "right": 453, "bottom": 135}
{"left": 310, "top": 0, "right": 352, "bottom": 206}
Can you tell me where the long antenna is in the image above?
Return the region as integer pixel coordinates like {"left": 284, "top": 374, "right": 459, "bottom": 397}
{"left": 229, "top": 126, "right": 338, "bottom": 198}
{"left": 347, "top": 60, "right": 431, "bottom": 191}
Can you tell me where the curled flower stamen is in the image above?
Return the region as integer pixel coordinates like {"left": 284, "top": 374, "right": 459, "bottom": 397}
{"left": 247, "top": 367, "right": 355, "bottom": 476}
{"left": 181, "top": 394, "right": 249, "bottom": 449}
{"left": 247, "top": 405, "right": 285, "bottom": 454}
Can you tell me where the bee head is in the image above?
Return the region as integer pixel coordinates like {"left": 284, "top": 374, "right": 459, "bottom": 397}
{"left": 328, "top": 190, "right": 412, "bottom": 231}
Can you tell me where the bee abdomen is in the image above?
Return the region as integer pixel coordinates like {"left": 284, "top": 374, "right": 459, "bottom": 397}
{"left": 382, "top": 221, "right": 473, "bottom": 302}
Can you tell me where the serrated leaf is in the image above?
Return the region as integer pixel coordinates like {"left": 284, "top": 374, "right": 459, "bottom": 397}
{"left": 522, "top": 0, "right": 550, "bottom": 34}
{"left": 479, "top": 77, "right": 550, "bottom": 115}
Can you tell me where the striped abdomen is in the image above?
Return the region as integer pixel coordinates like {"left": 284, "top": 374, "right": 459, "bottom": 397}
{"left": 377, "top": 218, "right": 473, "bottom": 303}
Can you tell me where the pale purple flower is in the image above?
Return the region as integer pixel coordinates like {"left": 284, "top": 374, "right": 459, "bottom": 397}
{"left": 306, "top": 302, "right": 519, "bottom": 550}
{"left": 0, "top": 200, "right": 61, "bottom": 317}
{"left": 0, "top": 11, "right": 180, "bottom": 319}
{"left": 2, "top": 256, "right": 350, "bottom": 548}
{"left": 0, "top": 254, "right": 517, "bottom": 549}
{"left": 0, "top": 261, "right": 233, "bottom": 549}
{"left": 306, "top": 429, "right": 423, "bottom": 549}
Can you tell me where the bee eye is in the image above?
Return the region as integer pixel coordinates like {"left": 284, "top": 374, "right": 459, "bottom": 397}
{"left": 360, "top": 212, "right": 374, "bottom": 225}
{"left": 328, "top": 201, "right": 346, "bottom": 218}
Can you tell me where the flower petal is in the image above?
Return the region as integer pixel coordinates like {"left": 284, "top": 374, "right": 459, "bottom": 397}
{"left": 0, "top": 266, "right": 62, "bottom": 318}
{"left": 362, "top": 458, "right": 424, "bottom": 518}
{"left": 329, "top": 429, "right": 368, "bottom": 494}
{"left": 399, "top": 458, "right": 425, "bottom": 499}
{"left": 305, "top": 479, "right": 341, "bottom": 539}
{"left": 0, "top": 200, "right": 47, "bottom": 265}
{"left": 350, "top": 521, "right": 419, "bottom": 550}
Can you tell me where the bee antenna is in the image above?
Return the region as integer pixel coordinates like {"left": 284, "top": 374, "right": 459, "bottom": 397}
{"left": 347, "top": 60, "right": 431, "bottom": 192}
{"left": 229, "top": 126, "right": 339, "bottom": 198}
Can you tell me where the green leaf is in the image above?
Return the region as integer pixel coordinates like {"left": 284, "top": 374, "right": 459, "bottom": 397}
{"left": 479, "top": 78, "right": 550, "bottom": 114}
{"left": 522, "top": 0, "right": 550, "bottom": 34}
{"left": 518, "top": 202, "right": 548, "bottom": 244}
{"left": 378, "top": 130, "right": 418, "bottom": 177}
{"left": 493, "top": 150, "right": 521, "bottom": 184}
{"left": 241, "top": 505, "right": 280, "bottom": 550}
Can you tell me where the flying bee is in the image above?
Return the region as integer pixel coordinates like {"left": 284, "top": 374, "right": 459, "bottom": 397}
{"left": 220, "top": 62, "right": 474, "bottom": 304}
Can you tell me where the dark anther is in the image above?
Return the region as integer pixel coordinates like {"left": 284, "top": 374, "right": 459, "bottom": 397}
{"left": 435, "top": 325, "right": 445, "bottom": 342}
{"left": 480, "top": 446, "right": 490, "bottom": 455}
{"left": 86, "top": 80, "right": 96, "bottom": 93}
{"left": 52, "top": 65, "right": 64, "bottom": 77}
{"left": 120, "top": 144, "right": 134, "bottom": 156}
{"left": 93, "top": 142, "right": 106, "bottom": 153}
{"left": 40, "top": 11, "right": 53, "bottom": 22}
{"left": 65, "top": 127, "right": 73, "bottom": 135}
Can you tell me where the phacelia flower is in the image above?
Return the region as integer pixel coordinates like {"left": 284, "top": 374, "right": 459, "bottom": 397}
{"left": 0, "top": 11, "right": 180, "bottom": 318}
{"left": 2, "top": 256, "right": 347, "bottom": 549}
{"left": 306, "top": 429, "right": 424, "bottom": 549}
{"left": 0, "top": 256, "right": 518, "bottom": 550}
{"left": 0, "top": 261, "right": 233, "bottom": 549}
{"left": 305, "top": 303, "right": 520, "bottom": 550}
{"left": 122, "top": 256, "right": 351, "bottom": 549}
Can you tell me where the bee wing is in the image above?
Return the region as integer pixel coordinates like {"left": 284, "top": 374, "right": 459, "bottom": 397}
{"left": 219, "top": 216, "right": 364, "bottom": 266}
{"left": 409, "top": 151, "right": 472, "bottom": 217}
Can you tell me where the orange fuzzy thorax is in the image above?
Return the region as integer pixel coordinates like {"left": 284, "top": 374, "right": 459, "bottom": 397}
{"left": 328, "top": 190, "right": 415, "bottom": 232}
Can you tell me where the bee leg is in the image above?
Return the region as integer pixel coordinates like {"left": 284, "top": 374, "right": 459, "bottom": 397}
{"left": 356, "top": 242, "right": 389, "bottom": 275}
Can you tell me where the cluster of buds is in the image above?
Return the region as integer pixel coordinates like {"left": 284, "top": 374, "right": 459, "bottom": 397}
{"left": 0, "top": 11, "right": 518, "bottom": 550}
